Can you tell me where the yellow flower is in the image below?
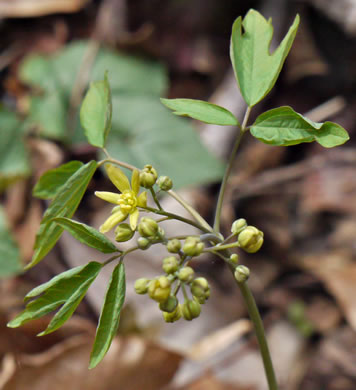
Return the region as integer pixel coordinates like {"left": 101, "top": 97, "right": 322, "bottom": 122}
{"left": 95, "top": 164, "right": 147, "bottom": 233}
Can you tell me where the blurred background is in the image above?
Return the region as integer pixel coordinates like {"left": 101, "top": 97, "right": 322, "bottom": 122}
{"left": 1, "top": 0, "right": 356, "bottom": 389}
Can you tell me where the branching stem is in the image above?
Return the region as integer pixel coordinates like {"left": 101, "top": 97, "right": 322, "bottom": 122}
{"left": 167, "top": 190, "right": 213, "bottom": 233}
{"left": 141, "top": 206, "right": 212, "bottom": 233}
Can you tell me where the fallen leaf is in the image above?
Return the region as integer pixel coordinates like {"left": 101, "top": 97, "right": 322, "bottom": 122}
{"left": 0, "top": 0, "right": 89, "bottom": 17}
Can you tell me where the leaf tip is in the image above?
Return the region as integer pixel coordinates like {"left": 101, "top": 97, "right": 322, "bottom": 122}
{"left": 88, "top": 357, "right": 100, "bottom": 370}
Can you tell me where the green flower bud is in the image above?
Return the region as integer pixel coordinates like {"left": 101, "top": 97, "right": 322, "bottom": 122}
{"left": 148, "top": 276, "right": 171, "bottom": 303}
{"left": 237, "top": 226, "right": 264, "bottom": 253}
{"left": 137, "top": 237, "right": 151, "bottom": 250}
{"left": 182, "top": 299, "right": 201, "bottom": 321}
{"left": 191, "top": 277, "right": 210, "bottom": 304}
{"left": 157, "top": 176, "right": 173, "bottom": 191}
{"left": 138, "top": 217, "right": 159, "bottom": 238}
{"left": 229, "top": 253, "right": 239, "bottom": 264}
{"left": 139, "top": 164, "right": 158, "bottom": 188}
{"left": 178, "top": 266, "right": 195, "bottom": 283}
{"left": 115, "top": 223, "right": 135, "bottom": 242}
{"left": 234, "top": 265, "right": 250, "bottom": 283}
{"left": 166, "top": 238, "right": 181, "bottom": 253}
{"left": 162, "top": 256, "right": 179, "bottom": 274}
{"left": 183, "top": 237, "right": 204, "bottom": 257}
{"left": 163, "top": 304, "right": 182, "bottom": 323}
{"left": 134, "top": 278, "right": 150, "bottom": 294}
{"left": 231, "top": 218, "right": 247, "bottom": 235}
{"left": 159, "top": 296, "right": 178, "bottom": 313}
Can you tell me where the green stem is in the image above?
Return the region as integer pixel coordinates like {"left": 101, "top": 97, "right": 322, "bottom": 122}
{"left": 167, "top": 189, "right": 213, "bottom": 233}
{"left": 100, "top": 158, "right": 138, "bottom": 172}
{"left": 141, "top": 206, "right": 212, "bottom": 233}
{"left": 213, "top": 106, "right": 251, "bottom": 232}
{"left": 102, "top": 246, "right": 139, "bottom": 266}
{"left": 150, "top": 188, "right": 163, "bottom": 210}
{"left": 236, "top": 278, "right": 279, "bottom": 390}
{"left": 204, "top": 242, "right": 240, "bottom": 252}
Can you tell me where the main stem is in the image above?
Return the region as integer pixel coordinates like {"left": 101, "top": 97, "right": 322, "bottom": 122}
{"left": 236, "top": 279, "right": 279, "bottom": 390}
{"left": 213, "top": 106, "right": 251, "bottom": 232}
{"left": 209, "top": 104, "right": 278, "bottom": 389}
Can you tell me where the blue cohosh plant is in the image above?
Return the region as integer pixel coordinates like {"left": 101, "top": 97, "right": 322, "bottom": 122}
{"left": 7, "top": 9, "right": 349, "bottom": 389}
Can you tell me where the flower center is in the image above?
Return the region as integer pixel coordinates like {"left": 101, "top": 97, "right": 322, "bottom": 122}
{"left": 118, "top": 190, "right": 137, "bottom": 213}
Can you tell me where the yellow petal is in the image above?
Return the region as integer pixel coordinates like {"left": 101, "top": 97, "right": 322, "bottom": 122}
{"left": 106, "top": 164, "right": 130, "bottom": 193}
{"left": 129, "top": 208, "right": 139, "bottom": 230}
{"left": 100, "top": 210, "right": 127, "bottom": 233}
{"left": 137, "top": 191, "right": 147, "bottom": 208}
{"left": 131, "top": 169, "right": 140, "bottom": 195}
{"left": 95, "top": 191, "right": 121, "bottom": 204}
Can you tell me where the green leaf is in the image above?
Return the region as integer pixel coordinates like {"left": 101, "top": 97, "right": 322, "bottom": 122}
{"left": 89, "top": 262, "right": 125, "bottom": 369}
{"left": 8, "top": 262, "right": 102, "bottom": 334}
{"left": 230, "top": 10, "right": 299, "bottom": 107}
{"left": 250, "top": 106, "right": 349, "bottom": 147}
{"left": 312, "top": 122, "right": 350, "bottom": 148}
{"left": 160, "top": 98, "right": 239, "bottom": 126}
{"left": 33, "top": 161, "right": 84, "bottom": 199}
{"left": 0, "top": 109, "right": 31, "bottom": 192}
{"left": 53, "top": 217, "right": 119, "bottom": 253}
{"left": 0, "top": 206, "right": 22, "bottom": 278}
{"left": 28, "top": 161, "right": 97, "bottom": 269}
{"left": 104, "top": 95, "right": 225, "bottom": 189}
{"left": 27, "top": 92, "right": 68, "bottom": 141}
{"left": 80, "top": 73, "right": 112, "bottom": 148}
{"left": 19, "top": 42, "right": 167, "bottom": 142}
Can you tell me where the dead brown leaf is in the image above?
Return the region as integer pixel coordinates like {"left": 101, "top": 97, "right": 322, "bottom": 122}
{"left": 299, "top": 251, "right": 356, "bottom": 331}
{"left": 0, "top": 0, "right": 89, "bottom": 17}
{"left": 173, "top": 372, "right": 255, "bottom": 390}
{"left": 1, "top": 317, "right": 182, "bottom": 390}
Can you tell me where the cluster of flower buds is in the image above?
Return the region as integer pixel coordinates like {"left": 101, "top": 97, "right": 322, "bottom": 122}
{"left": 134, "top": 235, "right": 210, "bottom": 323}
{"left": 139, "top": 164, "right": 174, "bottom": 192}
{"left": 231, "top": 218, "right": 264, "bottom": 253}
{"left": 136, "top": 217, "right": 165, "bottom": 250}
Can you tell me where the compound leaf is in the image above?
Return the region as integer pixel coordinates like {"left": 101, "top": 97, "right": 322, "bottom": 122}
{"left": 53, "top": 217, "right": 118, "bottom": 253}
{"left": 89, "top": 262, "right": 125, "bottom": 369}
{"left": 250, "top": 106, "right": 349, "bottom": 147}
{"left": 8, "top": 262, "right": 102, "bottom": 333}
{"left": 28, "top": 161, "right": 97, "bottom": 269}
{"left": 230, "top": 10, "right": 299, "bottom": 107}
{"left": 160, "top": 98, "right": 239, "bottom": 126}
{"left": 33, "top": 161, "right": 83, "bottom": 199}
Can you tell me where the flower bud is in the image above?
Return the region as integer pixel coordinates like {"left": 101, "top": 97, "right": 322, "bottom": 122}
{"left": 162, "top": 256, "right": 179, "bottom": 274}
{"left": 134, "top": 278, "right": 150, "bottom": 294}
{"left": 231, "top": 218, "right": 247, "bottom": 235}
{"left": 166, "top": 238, "right": 181, "bottom": 253}
{"left": 138, "top": 217, "right": 159, "bottom": 238}
{"left": 234, "top": 265, "right": 250, "bottom": 283}
{"left": 139, "top": 165, "right": 158, "bottom": 188}
{"left": 190, "top": 277, "right": 210, "bottom": 301}
{"left": 182, "top": 300, "right": 201, "bottom": 321}
{"left": 115, "top": 223, "right": 135, "bottom": 242}
{"left": 157, "top": 176, "right": 173, "bottom": 191}
{"left": 137, "top": 237, "right": 151, "bottom": 250}
{"left": 148, "top": 276, "right": 171, "bottom": 303}
{"left": 229, "top": 253, "right": 239, "bottom": 265}
{"left": 237, "top": 226, "right": 264, "bottom": 253}
{"left": 159, "top": 296, "right": 178, "bottom": 313}
{"left": 178, "top": 266, "right": 194, "bottom": 283}
{"left": 163, "top": 304, "right": 182, "bottom": 323}
{"left": 183, "top": 237, "right": 204, "bottom": 257}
